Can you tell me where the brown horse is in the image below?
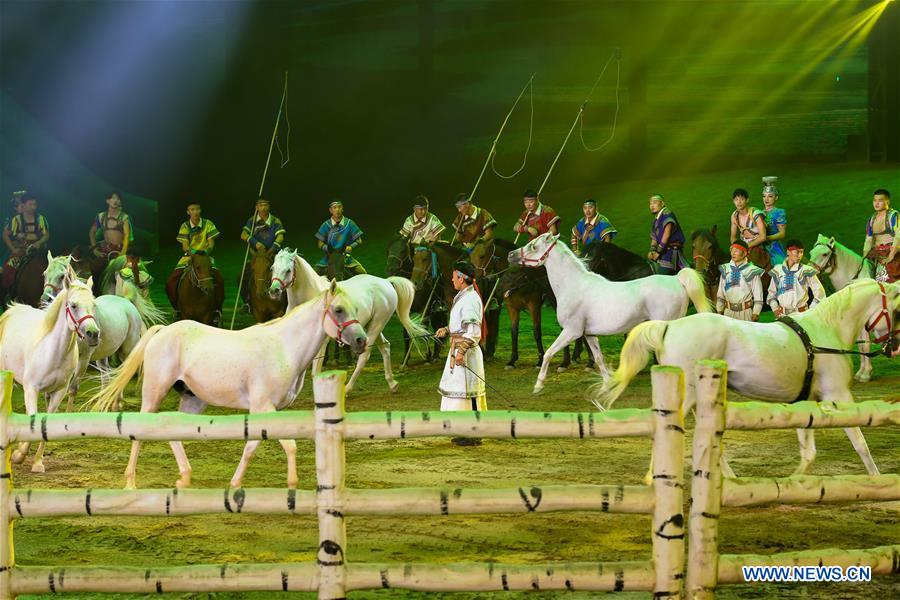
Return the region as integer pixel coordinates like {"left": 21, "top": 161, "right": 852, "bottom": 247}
{"left": 176, "top": 253, "right": 218, "bottom": 325}
{"left": 690, "top": 226, "right": 729, "bottom": 303}
{"left": 248, "top": 250, "right": 286, "bottom": 323}
{"left": 1, "top": 249, "right": 48, "bottom": 308}
{"left": 407, "top": 246, "right": 450, "bottom": 363}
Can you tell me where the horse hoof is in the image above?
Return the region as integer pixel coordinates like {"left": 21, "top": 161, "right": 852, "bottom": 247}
{"left": 504, "top": 364, "right": 515, "bottom": 370}
{"left": 533, "top": 384, "right": 544, "bottom": 395}
{"left": 30, "top": 462, "right": 45, "bottom": 474}
{"left": 854, "top": 373, "right": 871, "bottom": 383}
{"left": 11, "top": 450, "right": 25, "bottom": 464}
{"left": 556, "top": 366, "right": 567, "bottom": 373}
{"left": 228, "top": 480, "right": 242, "bottom": 490}
{"left": 124, "top": 482, "right": 137, "bottom": 491}
{"left": 176, "top": 476, "right": 191, "bottom": 489}
{"left": 389, "top": 382, "right": 399, "bottom": 393}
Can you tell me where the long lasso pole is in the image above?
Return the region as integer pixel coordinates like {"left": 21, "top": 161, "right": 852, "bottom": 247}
{"left": 230, "top": 72, "right": 289, "bottom": 330}
{"left": 403, "top": 74, "right": 534, "bottom": 366}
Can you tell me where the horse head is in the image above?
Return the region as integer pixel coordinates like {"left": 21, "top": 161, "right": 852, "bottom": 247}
{"left": 507, "top": 233, "right": 558, "bottom": 268}
{"left": 269, "top": 248, "right": 298, "bottom": 300}
{"left": 690, "top": 227, "right": 723, "bottom": 275}
{"left": 42, "top": 251, "right": 76, "bottom": 304}
{"left": 326, "top": 249, "right": 346, "bottom": 281}
{"left": 808, "top": 234, "right": 837, "bottom": 275}
{"left": 249, "top": 249, "right": 275, "bottom": 298}
{"left": 188, "top": 253, "right": 215, "bottom": 294}
{"left": 469, "top": 238, "right": 495, "bottom": 276}
{"left": 410, "top": 246, "right": 435, "bottom": 292}
{"left": 385, "top": 236, "right": 412, "bottom": 277}
{"left": 322, "top": 279, "right": 367, "bottom": 354}
{"left": 63, "top": 278, "right": 101, "bottom": 347}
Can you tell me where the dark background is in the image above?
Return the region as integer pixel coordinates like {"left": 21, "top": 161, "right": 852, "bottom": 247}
{"left": 1, "top": 0, "right": 897, "bottom": 252}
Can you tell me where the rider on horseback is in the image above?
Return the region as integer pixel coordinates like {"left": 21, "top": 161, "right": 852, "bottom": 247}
{"left": 0, "top": 191, "right": 25, "bottom": 277}
{"left": 767, "top": 239, "right": 826, "bottom": 317}
{"left": 167, "top": 202, "right": 225, "bottom": 323}
{"left": 451, "top": 193, "right": 496, "bottom": 250}
{"left": 240, "top": 197, "right": 286, "bottom": 308}
{"left": 716, "top": 239, "right": 764, "bottom": 322}
{"left": 2, "top": 193, "right": 49, "bottom": 295}
{"left": 647, "top": 194, "right": 686, "bottom": 274}
{"left": 862, "top": 188, "right": 899, "bottom": 282}
{"left": 730, "top": 187, "right": 770, "bottom": 272}
{"left": 399, "top": 195, "right": 445, "bottom": 245}
{"left": 89, "top": 191, "right": 132, "bottom": 260}
{"left": 571, "top": 198, "right": 616, "bottom": 255}
{"left": 315, "top": 200, "right": 366, "bottom": 276}
{"left": 513, "top": 189, "right": 559, "bottom": 241}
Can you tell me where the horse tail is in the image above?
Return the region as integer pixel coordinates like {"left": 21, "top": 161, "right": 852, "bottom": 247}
{"left": 88, "top": 324, "right": 164, "bottom": 412}
{"left": 387, "top": 276, "right": 430, "bottom": 341}
{"left": 592, "top": 321, "right": 668, "bottom": 411}
{"left": 677, "top": 267, "right": 714, "bottom": 313}
{"left": 122, "top": 282, "right": 168, "bottom": 326}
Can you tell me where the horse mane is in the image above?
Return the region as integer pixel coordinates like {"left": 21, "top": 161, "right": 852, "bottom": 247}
{"left": 553, "top": 237, "right": 590, "bottom": 274}
{"left": 37, "top": 284, "right": 75, "bottom": 340}
{"left": 804, "top": 279, "right": 874, "bottom": 330}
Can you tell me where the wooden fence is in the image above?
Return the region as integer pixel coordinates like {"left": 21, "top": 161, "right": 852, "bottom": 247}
{"left": 0, "top": 367, "right": 686, "bottom": 598}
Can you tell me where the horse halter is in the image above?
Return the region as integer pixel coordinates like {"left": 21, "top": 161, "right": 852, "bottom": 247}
{"left": 864, "top": 282, "right": 898, "bottom": 346}
{"left": 270, "top": 261, "right": 295, "bottom": 291}
{"left": 809, "top": 240, "right": 836, "bottom": 275}
{"left": 66, "top": 304, "right": 97, "bottom": 340}
{"left": 517, "top": 238, "right": 558, "bottom": 266}
{"left": 322, "top": 293, "right": 359, "bottom": 346}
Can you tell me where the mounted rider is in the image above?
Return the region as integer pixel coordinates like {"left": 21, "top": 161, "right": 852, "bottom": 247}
{"left": 571, "top": 198, "right": 616, "bottom": 255}
{"left": 647, "top": 194, "right": 686, "bottom": 274}
{"left": 451, "top": 193, "right": 496, "bottom": 250}
{"left": 240, "top": 198, "right": 286, "bottom": 307}
{"left": 89, "top": 191, "right": 132, "bottom": 260}
{"left": 513, "top": 188, "right": 559, "bottom": 241}
{"left": 400, "top": 195, "right": 445, "bottom": 246}
{"left": 716, "top": 239, "right": 764, "bottom": 322}
{"left": 761, "top": 176, "right": 787, "bottom": 266}
{"left": 1, "top": 193, "right": 49, "bottom": 295}
{"left": 315, "top": 200, "right": 366, "bottom": 276}
{"left": 862, "top": 188, "right": 899, "bottom": 282}
{"left": 435, "top": 261, "right": 486, "bottom": 446}
{"left": 767, "top": 239, "right": 826, "bottom": 317}
{"left": 730, "top": 187, "right": 770, "bottom": 272}
{"left": 167, "top": 201, "right": 225, "bottom": 323}
{"left": 0, "top": 191, "right": 25, "bottom": 279}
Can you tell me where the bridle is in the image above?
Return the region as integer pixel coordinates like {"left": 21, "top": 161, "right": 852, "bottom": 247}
{"left": 66, "top": 304, "right": 97, "bottom": 340}
{"left": 864, "top": 281, "right": 897, "bottom": 346}
{"left": 188, "top": 257, "right": 214, "bottom": 294}
{"left": 517, "top": 238, "right": 558, "bottom": 266}
{"left": 809, "top": 240, "right": 837, "bottom": 275}
{"left": 322, "top": 292, "right": 359, "bottom": 346}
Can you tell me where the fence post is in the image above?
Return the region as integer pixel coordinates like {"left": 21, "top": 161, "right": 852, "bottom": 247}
{"left": 650, "top": 366, "right": 685, "bottom": 599}
{"left": 687, "top": 360, "right": 728, "bottom": 599}
{"left": 314, "top": 370, "right": 348, "bottom": 600}
{"left": 0, "top": 372, "right": 14, "bottom": 600}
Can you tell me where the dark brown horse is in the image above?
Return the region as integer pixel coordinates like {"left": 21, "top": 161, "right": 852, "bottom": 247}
{"left": 406, "top": 245, "right": 450, "bottom": 364}
{"left": 176, "top": 253, "right": 218, "bottom": 325}
{"left": 1, "top": 249, "right": 48, "bottom": 308}
{"left": 248, "top": 250, "right": 286, "bottom": 323}
{"left": 690, "top": 226, "right": 729, "bottom": 303}
{"left": 385, "top": 236, "right": 413, "bottom": 278}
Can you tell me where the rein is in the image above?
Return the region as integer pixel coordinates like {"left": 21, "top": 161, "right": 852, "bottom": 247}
{"left": 518, "top": 238, "right": 558, "bottom": 266}
{"left": 322, "top": 294, "right": 360, "bottom": 347}
{"left": 66, "top": 305, "right": 96, "bottom": 340}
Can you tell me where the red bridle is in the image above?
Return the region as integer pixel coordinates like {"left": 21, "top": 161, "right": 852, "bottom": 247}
{"left": 66, "top": 305, "right": 97, "bottom": 340}
{"left": 322, "top": 296, "right": 359, "bottom": 346}
{"left": 864, "top": 282, "right": 898, "bottom": 346}
{"left": 517, "top": 238, "right": 558, "bottom": 266}
{"left": 270, "top": 259, "right": 296, "bottom": 291}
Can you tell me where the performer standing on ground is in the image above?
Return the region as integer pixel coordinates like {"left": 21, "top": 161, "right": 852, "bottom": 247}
{"left": 436, "top": 261, "right": 486, "bottom": 429}
{"left": 761, "top": 177, "right": 787, "bottom": 266}
{"left": 89, "top": 191, "right": 132, "bottom": 259}
{"left": 166, "top": 202, "right": 225, "bottom": 323}
{"left": 240, "top": 198, "right": 286, "bottom": 307}
{"left": 730, "top": 187, "right": 769, "bottom": 271}
{"left": 716, "top": 239, "right": 764, "bottom": 321}
{"left": 767, "top": 239, "right": 826, "bottom": 317}
{"left": 647, "top": 194, "right": 686, "bottom": 274}
{"left": 315, "top": 200, "right": 366, "bottom": 276}
{"left": 399, "top": 195, "right": 445, "bottom": 245}
{"left": 451, "top": 193, "right": 496, "bottom": 249}
{"left": 513, "top": 189, "right": 559, "bottom": 241}
{"left": 862, "top": 188, "right": 899, "bottom": 282}
{"left": 571, "top": 198, "right": 616, "bottom": 255}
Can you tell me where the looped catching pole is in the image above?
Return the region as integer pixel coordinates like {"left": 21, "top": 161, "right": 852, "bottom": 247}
{"left": 230, "top": 72, "right": 290, "bottom": 330}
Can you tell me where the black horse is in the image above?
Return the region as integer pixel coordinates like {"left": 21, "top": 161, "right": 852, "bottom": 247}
{"left": 385, "top": 236, "right": 414, "bottom": 278}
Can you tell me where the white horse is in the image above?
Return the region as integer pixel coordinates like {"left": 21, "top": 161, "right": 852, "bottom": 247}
{"left": 596, "top": 279, "right": 900, "bottom": 476}
{"left": 89, "top": 281, "right": 367, "bottom": 490}
{"left": 268, "top": 248, "right": 429, "bottom": 394}
{"left": 0, "top": 279, "right": 100, "bottom": 473}
{"left": 42, "top": 253, "right": 145, "bottom": 411}
{"left": 807, "top": 234, "right": 888, "bottom": 382}
{"left": 507, "top": 233, "right": 713, "bottom": 393}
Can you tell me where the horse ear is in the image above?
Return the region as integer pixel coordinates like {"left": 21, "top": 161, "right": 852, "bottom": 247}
{"left": 85, "top": 275, "right": 94, "bottom": 290}
{"left": 710, "top": 224, "right": 717, "bottom": 236}
{"left": 828, "top": 236, "right": 835, "bottom": 245}
{"left": 329, "top": 278, "right": 338, "bottom": 294}
{"left": 47, "top": 250, "right": 54, "bottom": 262}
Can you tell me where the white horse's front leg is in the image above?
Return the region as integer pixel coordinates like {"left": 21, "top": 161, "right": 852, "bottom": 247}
{"left": 230, "top": 441, "right": 261, "bottom": 489}
{"left": 854, "top": 332, "right": 872, "bottom": 382}
{"left": 169, "top": 441, "right": 193, "bottom": 488}
{"left": 124, "top": 440, "right": 142, "bottom": 490}
{"left": 278, "top": 439, "right": 298, "bottom": 489}
{"left": 31, "top": 388, "right": 67, "bottom": 473}
{"left": 12, "top": 387, "right": 40, "bottom": 464}
{"left": 312, "top": 340, "right": 327, "bottom": 376}
{"left": 534, "top": 328, "right": 582, "bottom": 394}
{"left": 583, "top": 336, "right": 610, "bottom": 378}
{"left": 375, "top": 333, "right": 398, "bottom": 393}
{"left": 792, "top": 428, "right": 817, "bottom": 476}
{"left": 844, "top": 427, "right": 879, "bottom": 475}
{"left": 345, "top": 341, "right": 373, "bottom": 396}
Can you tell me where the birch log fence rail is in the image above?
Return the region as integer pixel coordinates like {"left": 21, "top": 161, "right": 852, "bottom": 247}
{"left": 0, "top": 367, "right": 687, "bottom": 599}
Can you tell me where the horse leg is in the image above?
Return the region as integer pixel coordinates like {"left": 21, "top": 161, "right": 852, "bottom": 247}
{"left": 375, "top": 333, "right": 398, "bottom": 393}
{"left": 169, "top": 393, "right": 206, "bottom": 488}
{"left": 31, "top": 388, "right": 67, "bottom": 473}
{"left": 792, "top": 429, "right": 817, "bottom": 476}
{"left": 843, "top": 427, "right": 879, "bottom": 475}
{"left": 534, "top": 328, "right": 582, "bottom": 394}
{"left": 279, "top": 439, "right": 299, "bottom": 489}
{"left": 506, "top": 304, "right": 520, "bottom": 369}
{"left": 531, "top": 298, "right": 544, "bottom": 368}
{"left": 12, "top": 387, "right": 40, "bottom": 464}
{"left": 125, "top": 376, "right": 170, "bottom": 489}
{"left": 583, "top": 336, "right": 610, "bottom": 378}
{"left": 312, "top": 339, "right": 328, "bottom": 376}
{"left": 854, "top": 331, "right": 872, "bottom": 382}
{"left": 345, "top": 336, "right": 376, "bottom": 395}
{"left": 229, "top": 401, "right": 277, "bottom": 489}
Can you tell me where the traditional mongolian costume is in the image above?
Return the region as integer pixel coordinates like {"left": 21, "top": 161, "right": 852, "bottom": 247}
{"left": 315, "top": 202, "right": 365, "bottom": 275}
{"left": 571, "top": 199, "right": 616, "bottom": 254}
{"left": 167, "top": 215, "right": 224, "bottom": 318}
{"left": 732, "top": 205, "right": 771, "bottom": 272}
{"left": 716, "top": 242, "right": 765, "bottom": 321}
{"left": 514, "top": 190, "right": 559, "bottom": 241}
{"left": 649, "top": 199, "right": 686, "bottom": 274}
{"left": 399, "top": 197, "right": 445, "bottom": 245}
{"left": 439, "top": 263, "right": 486, "bottom": 412}
{"left": 91, "top": 208, "right": 132, "bottom": 257}
{"left": 761, "top": 176, "right": 787, "bottom": 266}
{"left": 767, "top": 242, "right": 825, "bottom": 315}
{"left": 864, "top": 206, "right": 899, "bottom": 282}
{"left": 451, "top": 194, "right": 496, "bottom": 249}
{"left": 2, "top": 209, "right": 49, "bottom": 293}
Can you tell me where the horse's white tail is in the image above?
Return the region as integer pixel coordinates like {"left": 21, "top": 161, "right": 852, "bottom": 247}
{"left": 122, "top": 282, "right": 168, "bottom": 326}
{"left": 88, "top": 324, "right": 165, "bottom": 412}
{"left": 677, "top": 268, "right": 714, "bottom": 313}
{"left": 592, "top": 320, "right": 668, "bottom": 410}
{"left": 387, "top": 276, "right": 431, "bottom": 342}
